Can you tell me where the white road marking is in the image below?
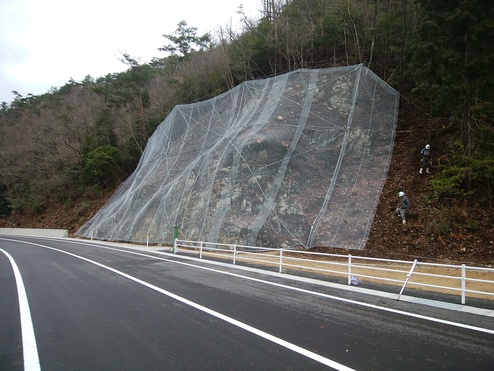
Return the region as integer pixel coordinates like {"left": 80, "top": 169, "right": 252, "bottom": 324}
{"left": 0, "top": 248, "right": 41, "bottom": 371}
{"left": 10, "top": 236, "right": 494, "bottom": 335}
{"left": 8, "top": 240, "right": 494, "bottom": 335}
{"left": 74, "top": 241, "right": 494, "bottom": 335}
{"left": 1, "top": 239, "right": 354, "bottom": 370}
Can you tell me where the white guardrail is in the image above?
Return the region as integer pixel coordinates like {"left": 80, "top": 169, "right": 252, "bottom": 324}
{"left": 173, "top": 239, "right": 494, "bottom": 305}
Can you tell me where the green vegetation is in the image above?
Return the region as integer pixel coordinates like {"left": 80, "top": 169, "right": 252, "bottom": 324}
{"left": 0, "top": 0, "right": 492, "bottom": 218}
{"left": 411, "top": 0, "right": 494, "bottom": 201}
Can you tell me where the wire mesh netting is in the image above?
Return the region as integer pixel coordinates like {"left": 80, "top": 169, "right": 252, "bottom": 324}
{"left": 76, "top": 64, "right": 399, "bottom": 249}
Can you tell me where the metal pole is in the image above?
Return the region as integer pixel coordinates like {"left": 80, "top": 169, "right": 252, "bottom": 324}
{"left": 173, "top": 226, "right": 178, "bottom": 254}
{"left": 461, "top": 264, "right": 466, "bottom": 305}
{"left": 348, "top": 254, "right": 352, "bottom": 285}
{"left": 397, "top": 259, "right": 418, "bottom": 301}
{"left": 233, "top": 244, "right": 237, "bottom": 265}
{"left": 279, "top": 248, "right": 283, "bottom": 273}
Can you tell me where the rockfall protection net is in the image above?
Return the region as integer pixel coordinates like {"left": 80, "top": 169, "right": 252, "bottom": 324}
{"left": 76, "top": 64, "right": 399, "bottom": 249}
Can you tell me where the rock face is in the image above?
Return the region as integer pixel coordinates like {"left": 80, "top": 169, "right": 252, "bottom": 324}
{"left": 76, "top": 65, "right": 399, "bottom": 249}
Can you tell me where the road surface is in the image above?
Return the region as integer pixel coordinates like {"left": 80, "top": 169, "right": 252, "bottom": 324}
{"left": 1, "top": 236, "right": 493, "bottom": 370}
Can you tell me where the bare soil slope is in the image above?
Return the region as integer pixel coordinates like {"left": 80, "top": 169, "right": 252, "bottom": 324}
{"left": 314, "top": 97, "right": 494, "bottom": 265}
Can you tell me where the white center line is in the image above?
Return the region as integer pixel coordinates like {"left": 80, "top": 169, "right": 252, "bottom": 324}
{"left": 78, "top": 241, "right": 494, "bottom": 335}
{"left": 3, "top": 240, "right": 355, "bottom": 371}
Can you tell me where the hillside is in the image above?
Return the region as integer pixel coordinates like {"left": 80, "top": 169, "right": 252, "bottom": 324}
{"left": 316, "top": 97, "right": 494, "bottom": 265}
{"left": 1, "top": 96, "right": 492, "bottom": 266}
{"left": 1, "top": 1, "right": 492, "bottom": 266}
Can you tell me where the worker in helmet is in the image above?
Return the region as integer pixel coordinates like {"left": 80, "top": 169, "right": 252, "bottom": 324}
{"left": 395, "top": 191, "right": 410, "bottom": 224}
{"left": 420, "top": 144, "right": 432, "bottom": 174}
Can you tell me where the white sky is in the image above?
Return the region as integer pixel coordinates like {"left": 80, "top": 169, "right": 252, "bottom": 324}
{"left": 0, "top": 0, "right": 260, "bottom": 104}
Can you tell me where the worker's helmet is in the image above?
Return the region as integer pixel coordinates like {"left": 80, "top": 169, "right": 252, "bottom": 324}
{"left": 425, "top": 144, "right": 430, "bottom": 149}
{"left": 398, "top": 191, "right": 404, "bottom": 197}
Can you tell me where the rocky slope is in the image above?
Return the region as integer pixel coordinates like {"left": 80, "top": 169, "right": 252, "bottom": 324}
{"left": 1, "top": 96, "right": 493, "bottom": 266}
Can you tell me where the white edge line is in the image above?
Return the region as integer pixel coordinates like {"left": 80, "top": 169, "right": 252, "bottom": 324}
{"left": 61, "top": 238, "right": 494, "bottom": 318}
{"left": 0, "top": 248, "right": 41, "bottom": 371}
{"left": 72, "top": 240, "right": 494, "bottom": 335}
{"left": 5, "top": 237, "right": 494, "bottom": 335}
{"left": 1, "top": 239, "right": 355, "bottom": 371}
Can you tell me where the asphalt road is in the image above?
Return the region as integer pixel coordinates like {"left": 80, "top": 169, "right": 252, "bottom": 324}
{"left": 1, "top": 236, "right": 493, "bottom": 370}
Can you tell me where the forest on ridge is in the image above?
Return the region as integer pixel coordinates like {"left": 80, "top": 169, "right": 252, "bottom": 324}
{"left": 0, "top": 0, "right": 493, "bottom": 264}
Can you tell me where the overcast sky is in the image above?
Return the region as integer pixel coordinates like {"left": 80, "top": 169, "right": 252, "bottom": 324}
{"left": 0, "top": 0, "right": 260, "bottom": 105}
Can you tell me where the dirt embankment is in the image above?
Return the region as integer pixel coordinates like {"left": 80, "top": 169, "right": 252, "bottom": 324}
{"left": 314, "top": 97, "right": 494, "bottom": 266}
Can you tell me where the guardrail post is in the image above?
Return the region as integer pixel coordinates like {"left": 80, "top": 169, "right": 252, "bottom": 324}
{"left": 233, "top": 244, "right": 237, "bottom": 265}
{"left": 461, "top": 264, "right": 466, "bottom": 305}
{"left": 348, "top": 254, "right": 352, "bottom": 285}
{"left": 199, "top": 241, "right": 203, "bottom": 259}
{"left": 397, "top": 259, "right": 418, "bottom": 301}
{"left": 173, "top": 226, "right": 178, "bottom": 254}
{"left": 146, "top": 233, "right": 150, "bottom": 248}
{"left": 279, "top": 248, "right": 283, "bottom": 273}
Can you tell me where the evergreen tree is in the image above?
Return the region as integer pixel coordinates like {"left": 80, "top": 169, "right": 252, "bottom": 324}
{"left": 411, "top": 0, "right": 494, "bottom": 198}
{"left": 159, "top": 20, "right": 212, "bottom": 61}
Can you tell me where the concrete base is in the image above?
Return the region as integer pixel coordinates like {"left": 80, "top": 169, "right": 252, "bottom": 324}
{"left": 0, "top": 228, "right": 68, "bottom": 238}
